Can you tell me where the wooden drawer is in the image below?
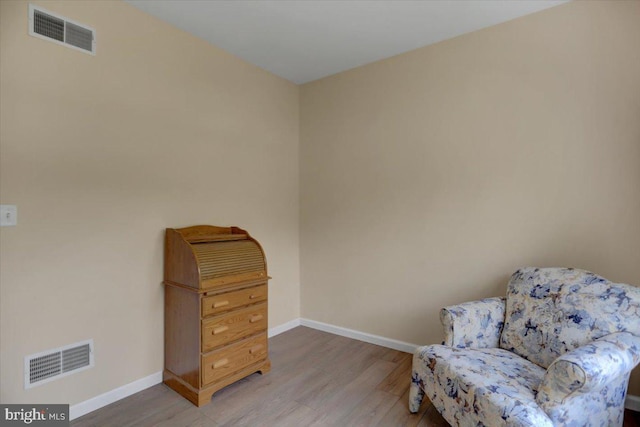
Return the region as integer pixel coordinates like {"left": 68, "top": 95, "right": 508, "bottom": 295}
{"left": 202, "top": 334, "right": 267, "bottom": 386}
{"left": 202, "top": 284, "right": 267, "bottom": 317}
{"left": 202, "top": 303, "right": 267, "bottom": 352}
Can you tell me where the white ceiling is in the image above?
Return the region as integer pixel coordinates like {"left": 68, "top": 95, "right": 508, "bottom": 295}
{"left": 125, "top": 0, "right": 568, "bottom": 84}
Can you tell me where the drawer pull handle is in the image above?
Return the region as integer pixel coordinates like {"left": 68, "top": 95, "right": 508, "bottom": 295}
{"left": 213, "top": 300, "right": 229, "bottom": 308}
{"left": 250, "top": 344, "right": 263, "bottom": 354}
{"left": 249, "top": 314, "right": 263, "bottom": 323}
{"left": 213, "top": 359, "right": 229, "bottom": 369}
{"left": 249, "top": 295, "right": 258, "bottom": 299}
{"left": 212, "top": 326, "right": 229, "bottom": 335}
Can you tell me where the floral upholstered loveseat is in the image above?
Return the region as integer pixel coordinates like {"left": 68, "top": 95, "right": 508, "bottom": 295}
{"left": 409, "top": 267, "right": 640, "bottom": 426}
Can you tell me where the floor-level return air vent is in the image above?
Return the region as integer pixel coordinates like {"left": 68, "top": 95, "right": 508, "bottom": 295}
{"left": 24, "top": 339, "right": 94, "bottom": 389}
{"left": 28, "top": 4, "right": 96, "bottom": 55}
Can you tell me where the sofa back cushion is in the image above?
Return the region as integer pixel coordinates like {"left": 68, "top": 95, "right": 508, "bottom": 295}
{"left": 499, "top": 267, "right": 640, "bottom": 368}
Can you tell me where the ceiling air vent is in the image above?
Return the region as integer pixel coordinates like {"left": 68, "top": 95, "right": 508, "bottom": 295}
{"left": 29, "top": 4, "right": 96, "bottom": 55}
{"left": 24, "top": 339, "right": 94, "bottom": 389}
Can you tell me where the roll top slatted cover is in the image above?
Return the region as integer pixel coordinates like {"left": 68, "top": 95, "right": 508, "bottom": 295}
{"left": 192, "top": 240, "right": 265, "bottom": 280}
{"left": 164, "top": 225, "right": 268, "bottom": 290}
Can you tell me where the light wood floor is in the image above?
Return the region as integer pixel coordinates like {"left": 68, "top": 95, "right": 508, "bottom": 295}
{"left": 72, "top": 326, "right": 640, "bottom": 427}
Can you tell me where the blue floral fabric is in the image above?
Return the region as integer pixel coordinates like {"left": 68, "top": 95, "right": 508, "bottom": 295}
{"left": 500, "top": 267, "right": 640, "bottom": 369}
{"left": 537, "top": 332, "right": 640, "bottom": 426}
{"left": 411, "top": 345, "right": 553, "bottom": 426}
{"left": 441, "top": 297, "right": 505, "bottom": 349}
{"left": 410, "top": 267, "right": 640, "bottom": 427}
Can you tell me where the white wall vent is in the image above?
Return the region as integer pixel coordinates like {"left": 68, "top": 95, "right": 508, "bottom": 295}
{"left": 28, "top": 4, "right": 96, "bottom": 55}
{"left": 24, "top": 339, "right": 94, "bottom": 389}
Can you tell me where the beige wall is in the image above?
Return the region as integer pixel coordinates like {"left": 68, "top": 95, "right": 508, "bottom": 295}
{"left": 300, "top": 0, "right": 640, "bottom": 394}
{"left": 2, "top": 0, "right": 639, "bottom": 408}
{"left": 0, "top": 0, "right": 299, "bottom": 404}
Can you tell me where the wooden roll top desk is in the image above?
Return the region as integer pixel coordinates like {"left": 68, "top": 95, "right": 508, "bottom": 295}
{"left": 163, "top": 225, "right": 271, "bottom": 406}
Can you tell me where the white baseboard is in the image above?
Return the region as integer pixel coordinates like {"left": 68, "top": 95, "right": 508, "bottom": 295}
{"left": 297, "top": 320, "right": 640, "bottom": 414}
{"left": 300, "top": 318, "right": 418, "bottom": 354}
{"left": 627, "top": 394, "right": 640, "bottom": 412}
{"left": 268, "top": 318, "right": 301, "bottom": 337}
{"left": 70, "top": 318, "right": 638, "bottom": 419}
{"left": 69, "top": 371, "right": 162, "bottom": 420}
{"left": 69, "top": 319, "right": 302, "bottom": 420}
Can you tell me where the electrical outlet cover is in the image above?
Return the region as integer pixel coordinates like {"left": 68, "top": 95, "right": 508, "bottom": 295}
{"left": 0, "top": 205, "right": 17, "bottom": 226}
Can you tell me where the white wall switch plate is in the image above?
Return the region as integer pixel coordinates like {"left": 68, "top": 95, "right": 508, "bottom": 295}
{"left": 0, "top": 205, "right": 17, "bottom": 226}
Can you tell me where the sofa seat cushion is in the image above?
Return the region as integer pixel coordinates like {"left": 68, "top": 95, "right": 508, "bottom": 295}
{"left": 414, "top": 345, "right": 553, "bottom": 426}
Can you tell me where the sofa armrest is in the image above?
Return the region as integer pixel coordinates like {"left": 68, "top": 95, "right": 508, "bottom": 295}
{"left": 536, "top": 332, "right": 640, "bottom": 405}
{"left": 441, "top": 297, "right": 506, "bottom": 349}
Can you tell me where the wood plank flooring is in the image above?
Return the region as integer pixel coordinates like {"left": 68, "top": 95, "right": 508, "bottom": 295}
{"left": 71, "top": 326, "right": 640, "bottom": 427}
